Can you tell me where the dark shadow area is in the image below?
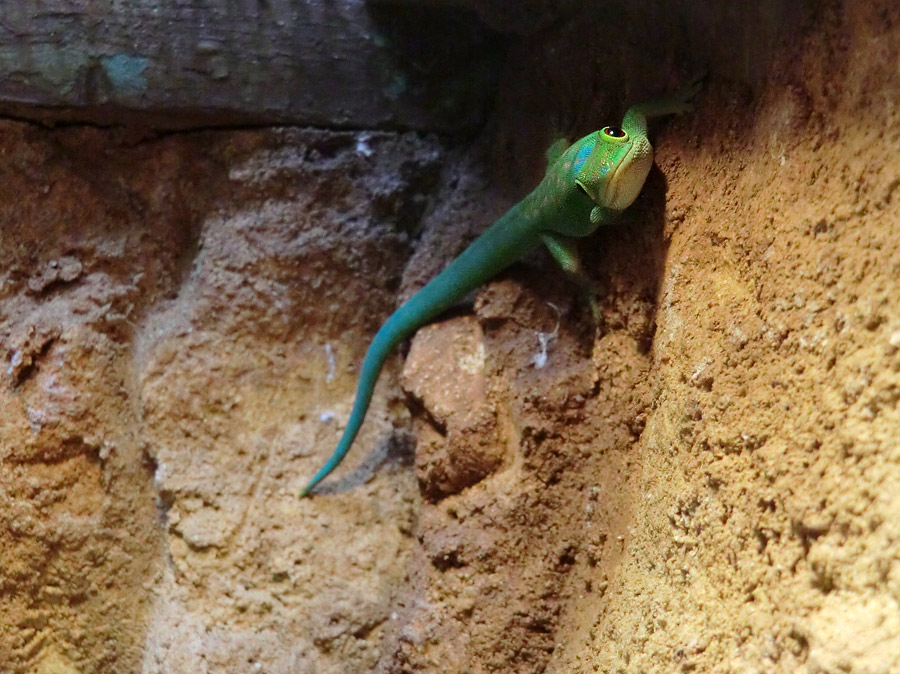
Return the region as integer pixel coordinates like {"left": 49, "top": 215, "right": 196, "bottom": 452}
{"left": 307, "top": 429, "right": 416, "bottom": 497}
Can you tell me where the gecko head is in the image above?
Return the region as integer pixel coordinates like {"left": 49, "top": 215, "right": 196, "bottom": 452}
{"left": 575, "top": 126, "right": 653, "bottom": 211}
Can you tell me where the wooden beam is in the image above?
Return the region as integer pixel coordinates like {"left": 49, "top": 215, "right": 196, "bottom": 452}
{"left": 0, "top": 1, "right": 501, "bottom": 130}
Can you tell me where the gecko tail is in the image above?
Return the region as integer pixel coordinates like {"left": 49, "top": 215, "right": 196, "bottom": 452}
{"left": 300, "top": 204, "right": 537, "bottom": 497}
{"left": 299, "top": 393, "right": 372, "bottom": 497}
{"left": 299, "top": 317, "right": 400, "bottom": 497}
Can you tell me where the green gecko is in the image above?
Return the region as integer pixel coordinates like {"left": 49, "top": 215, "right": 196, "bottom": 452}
{"left": 300, "top": 79, "right": 700, "bottom": 496}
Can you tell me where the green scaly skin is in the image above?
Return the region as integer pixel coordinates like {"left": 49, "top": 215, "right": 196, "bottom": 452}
{"left": 300, "top": 79, "right": 700, "bottom": 496}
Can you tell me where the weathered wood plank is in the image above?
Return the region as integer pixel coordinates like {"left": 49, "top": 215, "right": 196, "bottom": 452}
{"left": 0, "top": 1, "right": 501, "bottom": 130}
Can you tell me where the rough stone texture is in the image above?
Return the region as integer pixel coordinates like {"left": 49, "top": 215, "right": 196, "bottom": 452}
{"left": 0, "top": 124, "right": 215, "bottom": 673}
{"left": 138, "top": 129, "right": 439, "bottom": 673}
{"left": 402, "top": 317, "right": 506, "bottom": 500}
{"left": 573, "top": 4, "right": 900, "bottom": 670}
{"left": 0, "top": 127, "right": 440, "bottom": 672}
{"left": 1, "top": 0, "right": 899, "bottom": 673}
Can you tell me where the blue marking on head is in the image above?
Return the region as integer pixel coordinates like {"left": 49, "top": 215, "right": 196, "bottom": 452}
{"left": 572, "top": 142, "right": 594, "bottom": 174}
{"left": 600, "top": 166, "right": 609, "bottom": 176}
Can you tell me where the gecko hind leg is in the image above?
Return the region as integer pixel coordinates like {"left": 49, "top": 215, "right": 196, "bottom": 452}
{"left": 542, "top": 233, "right": 600, "bottom": 324}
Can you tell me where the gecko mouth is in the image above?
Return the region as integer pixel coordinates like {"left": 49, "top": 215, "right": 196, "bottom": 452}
{"left": 603, "top": 137, "right": 653, "bottom": 210}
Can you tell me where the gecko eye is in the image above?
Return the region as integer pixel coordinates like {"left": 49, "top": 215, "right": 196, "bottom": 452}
{"left": 601, "top": 126, "right": 628, "bottom": 143}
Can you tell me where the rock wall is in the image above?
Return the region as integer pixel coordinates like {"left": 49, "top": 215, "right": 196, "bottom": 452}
{"left": 0, "top": 1, "right": 898, "bottom": 672}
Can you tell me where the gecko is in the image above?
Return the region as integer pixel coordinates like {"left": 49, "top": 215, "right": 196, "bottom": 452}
{"left": 300, "top": 78, "right": 701, "bottom": 496}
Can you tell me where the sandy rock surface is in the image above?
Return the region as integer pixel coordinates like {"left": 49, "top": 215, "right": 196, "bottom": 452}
{"left": 1, "top": 1, "right": 899, "bottom": 673}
